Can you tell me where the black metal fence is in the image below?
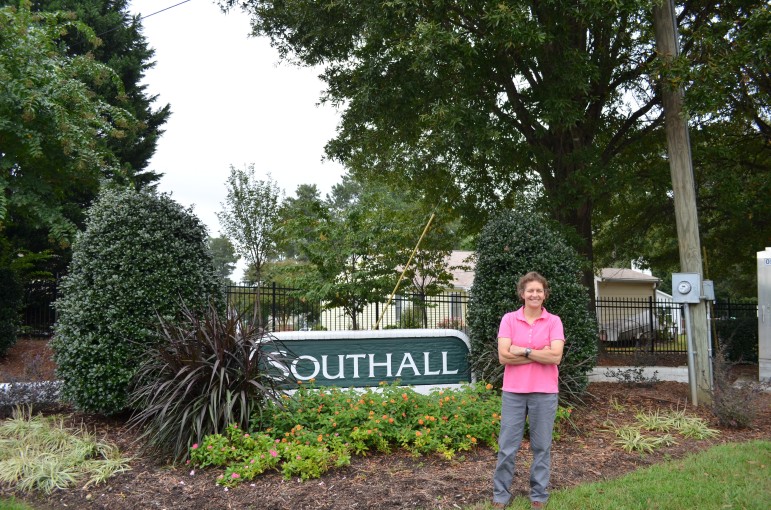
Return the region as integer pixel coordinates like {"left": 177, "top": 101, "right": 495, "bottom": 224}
{"left": 711, "top": 300, "right": 759, "bottom": 362}
{"left": 595, "top": 297, "right": 759, "bottom": 359}
{"left": 18, "top": 281, "right": 758, "bottom": 361}
{"left": 595, "top": 297, "right": 683, "bottom": 353}
{"left": 19, "top": 280, "right": 58, "bottom": 337}
{"left": 226, "top": 283, "right": 468, "bottom": 333}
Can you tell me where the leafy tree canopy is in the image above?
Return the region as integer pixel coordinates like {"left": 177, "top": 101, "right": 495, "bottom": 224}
{"left": 1, "top": 0, "right": 170, "bottom": 282}
{"left": 217, "top": 164, "right": 284, "bottom": 284}
{"left": 209, "top": 235, "right": 240, "bottom": 284}
{"left": 5, "top": 0, "right": 172, "bottom": 187}
{"left": 281, "top": 174, "right": 460, "bottom": 329}
{"left": 594, "top": 117, "right": 770, "bottom": 299}
{"left": 1, "top": 3, "right": 136, "bottom": 245}
{"left": 221, "top": 0, "right": 768, "bottom": 299}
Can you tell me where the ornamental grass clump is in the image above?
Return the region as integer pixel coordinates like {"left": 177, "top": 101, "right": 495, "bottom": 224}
{"left": 607, "top": 406, "right": 718, "bottom": 454}
{"left": 0, "top": 406, "right": 131, "bottom": 493}
{"left": 127, "top": 301, "right": 292, "bottom": 463}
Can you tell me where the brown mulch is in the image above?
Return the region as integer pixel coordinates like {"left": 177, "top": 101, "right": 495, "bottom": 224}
{"left": 1, "top": 338, "right": 770, "bottom": 510}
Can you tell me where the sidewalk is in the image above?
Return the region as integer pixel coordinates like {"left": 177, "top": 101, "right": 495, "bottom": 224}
{"left": 590, "top": 365, "right": 768, "bottom": 388}
{"left": 590, "top": 366, "right": 688, "bottom": 383}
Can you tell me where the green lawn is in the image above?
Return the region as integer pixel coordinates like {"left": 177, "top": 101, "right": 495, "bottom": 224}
{"left": 470, "top": 440, "right": 771, "bottom": 510}
{"left": 0, "top": 498, "right": 35, "bottom": 510}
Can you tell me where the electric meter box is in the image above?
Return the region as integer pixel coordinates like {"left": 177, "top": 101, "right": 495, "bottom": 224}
{"left": 672, "top": 273, "right": 701, "bottom": 303}
{"left": 702, "top": 280, "right": 715, "bottom": 301}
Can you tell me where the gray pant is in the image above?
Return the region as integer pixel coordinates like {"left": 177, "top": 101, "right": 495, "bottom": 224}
{"left": 492, "top": 391, "right": 558, "bottom": 505}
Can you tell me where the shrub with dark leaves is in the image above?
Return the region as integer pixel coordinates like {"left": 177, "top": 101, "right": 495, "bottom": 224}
{"left": 710, "top": 343, "right": 769, "bottom": 428}
{"left": 128, "top": 302, "right": 293, "bottom": 462}
{"left": 466, "top": 209, "right": 598, "bottom": 401}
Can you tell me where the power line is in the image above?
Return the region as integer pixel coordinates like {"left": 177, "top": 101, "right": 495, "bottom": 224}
{"left": 97, "top": 0, "right": 195, "bottom": 38}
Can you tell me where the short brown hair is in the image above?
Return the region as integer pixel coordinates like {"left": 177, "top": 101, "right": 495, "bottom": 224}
{"left": 517, "top": 271, "right": 550, "bottom": 301}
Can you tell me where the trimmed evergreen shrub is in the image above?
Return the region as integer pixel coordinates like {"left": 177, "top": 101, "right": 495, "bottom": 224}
{"left": 52, "top": 188, "right": 223, "bottom": 415}
{"left": 466, "top": 209, "right": 598, "bottom": 400}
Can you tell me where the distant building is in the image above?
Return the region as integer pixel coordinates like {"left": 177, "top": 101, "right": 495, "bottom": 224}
{"left": 594, "top": 268, "right": 660, "bottom": 300}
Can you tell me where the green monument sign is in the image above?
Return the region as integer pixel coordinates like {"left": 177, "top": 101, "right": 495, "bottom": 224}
{"left": 269, "top": 329, "right": 472, "bottom": 389}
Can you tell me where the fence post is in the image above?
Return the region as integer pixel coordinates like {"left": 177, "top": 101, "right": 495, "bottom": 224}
{"left": 648, "top": 296, "right": 655, "bottom": 353}
{"left": 271, "top": 282, "right": 276, "bottom": 332}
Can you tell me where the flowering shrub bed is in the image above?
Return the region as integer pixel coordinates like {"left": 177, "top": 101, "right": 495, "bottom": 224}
{"left": 189, "top": 382, "right": 573, "bottom": 485}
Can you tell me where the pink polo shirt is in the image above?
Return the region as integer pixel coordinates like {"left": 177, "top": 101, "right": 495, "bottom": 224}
{"left": 497, "top": 306, "right": 564, "bottom": 394}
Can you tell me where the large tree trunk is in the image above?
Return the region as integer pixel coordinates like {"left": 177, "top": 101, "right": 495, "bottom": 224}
{"left": 558, "top": 201, "right": 596, "bottom": 311}
{"left": 539, "top": 133, "right": 598, "bottom": 310}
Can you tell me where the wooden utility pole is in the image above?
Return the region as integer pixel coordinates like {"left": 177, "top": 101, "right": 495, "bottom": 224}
{"left": 653, "top": 0, "right": 712, "bottom": 405}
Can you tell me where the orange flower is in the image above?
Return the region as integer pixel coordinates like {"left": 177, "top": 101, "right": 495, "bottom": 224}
{"left": 485, "top": 383, "right": 493, "bottom": 390}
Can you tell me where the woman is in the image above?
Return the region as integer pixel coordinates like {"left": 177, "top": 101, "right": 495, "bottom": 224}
{"left": 492, "top": 271, "right": 564, "bottom": 509}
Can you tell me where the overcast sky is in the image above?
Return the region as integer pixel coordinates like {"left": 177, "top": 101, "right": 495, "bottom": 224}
{"left": 128, "top": 0, "right": 344, "bottom": 241}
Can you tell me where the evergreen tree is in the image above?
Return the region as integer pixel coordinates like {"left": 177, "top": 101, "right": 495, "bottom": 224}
{"left": 10, "top": 0, "right": 171, "bottom": 187}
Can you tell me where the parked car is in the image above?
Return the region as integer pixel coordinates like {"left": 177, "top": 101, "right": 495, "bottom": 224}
{"left": 599, "top": 311, "right": 661, "bottom": 346}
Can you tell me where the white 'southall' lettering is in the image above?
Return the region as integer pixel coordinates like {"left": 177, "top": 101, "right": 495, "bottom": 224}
{"left": 368, "top": 353, "right": 393, "bottom": 378}
{"left": 321, "top": 355, "right": 346, "bottom": 379}
{"left": 442, "top": 352, "right": 458, "bottom": 375}
{"left": 395, "top": 353, "right": 419, "bottom": 377}
{"left": 289, "top": 351, "right": 458, "bottom": 380}
{"left": 423, "top": 352, "right": 441, "bottom": 375}
{"left": 291, "top": 355, "right": 320, "bottom": 381}
{"left": 346, "top": 353, "right": 366, "bottom": 378}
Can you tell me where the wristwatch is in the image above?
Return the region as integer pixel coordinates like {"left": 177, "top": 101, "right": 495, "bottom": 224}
{"left": 524, "top": 348, "right": 532, "bottom": 358}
